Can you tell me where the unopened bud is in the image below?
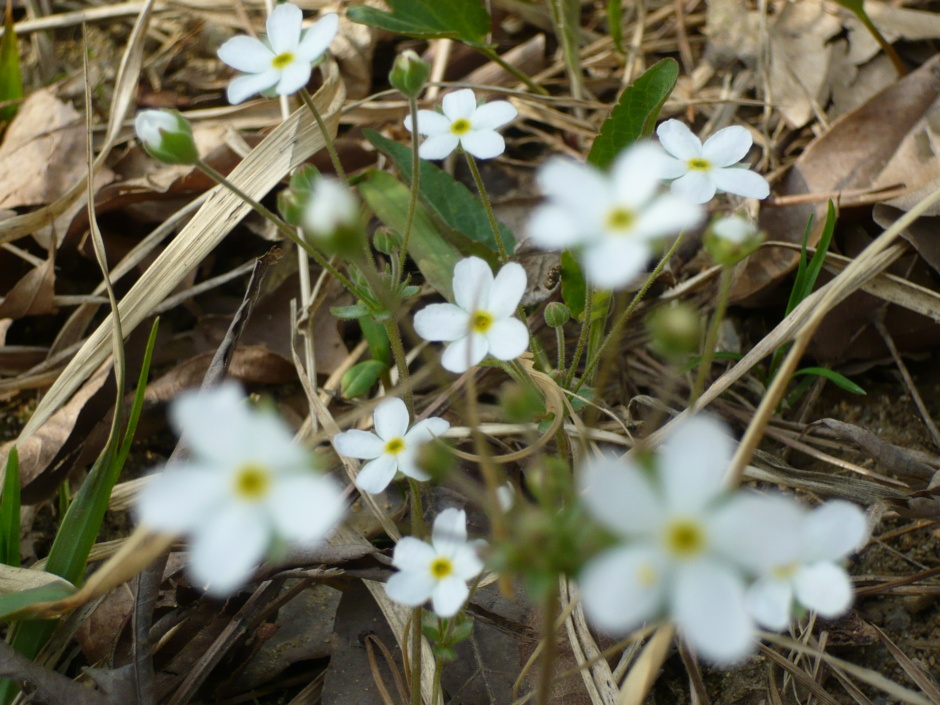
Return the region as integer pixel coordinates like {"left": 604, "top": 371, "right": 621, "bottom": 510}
{"left": 299, "top": 176, "right": 363, "bottom": 256}
{"left": 389, "top": 50, "right": 430, "bottom": 100}
{"left": 704, "top": 215, "right": 764, "bottom": 267}
{"left": 645, "top": 302, "right": 702, "bottom": 360}
{"left": 544, "top": 302, "right": 570, "bottom": 328}
{"left": 134, "top": 110, "right": 199, "bottom": 165}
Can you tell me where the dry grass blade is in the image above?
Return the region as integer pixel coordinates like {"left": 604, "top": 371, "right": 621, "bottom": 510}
{"left": 616, "top": 624, "right": 674, "bottom": 705}
{"left": 868, "top": 622, "right": 940, "bottom": 704}
{"left": 16, "top": 63, "right": 345, "bottom": 447}
{"left": 759, "top": 645, "right": 841, "bottom": 705}
{"left": 559, "top": 578, "right": 618, "bottom": 705}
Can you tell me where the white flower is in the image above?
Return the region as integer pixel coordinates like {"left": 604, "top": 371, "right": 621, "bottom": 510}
{"left": 302, "top": 176, "right": 359, "bottom": 239}
{"left": 217, "top": 3, "right": 338, "bottom": 105}
{"left": 578, "top": 416, "right": 801, "bottom": 664}
{"left": 333, "top": 397, "right": 450, "bottom": 494}
{"left": 745, "top": 500, "right": 867, "bottom": 630}
{"left": 135, "top": 382, "right": 346, "bottom": 596}
{"left": 404, "top": 88, "right": 517, "bottom": 160}
{"left": 385, "top": 508, "right": 484, "bottom": 617}
{"left": 413, "top": 256, "right": 529, "bottom": 373}
{"left": 527, "top": 143, "right": 702, "bottom": 290}
{"left": 134, "top": 110, "right": 198, "bottom": 165}
{"left": 656, "top": 120, "right": 770, "bottom": 204}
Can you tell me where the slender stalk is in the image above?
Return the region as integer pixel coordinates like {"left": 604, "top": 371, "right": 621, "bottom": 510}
{"left": 546, "top": 0, "right": 585, "bottom": 105}
{"left": 463, "top": 151, "right": 509, "bottom": 264}
{"left": 385, "top": 319, "right": 416, "bottom": 419}
{"left": 410, "top": 606, "right": 423, "bottom": 705}
{"left": 399, "top": 95, "right": 422, "bottom": 278}
{"left": 299, "top": 87, "right": 347, "bottom": 183}
{"left": 563, "top": 284, "right": 593, "bottom": 389}
{"left": 535, "top": 587, "right": 560, "bottom": 705}
{"left": 555, "top": 325, "right": 566, "bottom": 373}
{"left": 464, "top": 371, "right": 508, "bottom": 543}
{"left": 477, "top": 45, "right": 548, "bottom": 95}
{"left": 689, "top": 266, "right": 733, "bottom": 406}
{"left": 431, "top": 659, "right": 444, "bottom": 705}
{"left": 576, "top": 233, "right": 686, "bottom": 392}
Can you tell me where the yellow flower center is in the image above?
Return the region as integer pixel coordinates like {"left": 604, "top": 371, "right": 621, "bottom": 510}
{"left": 430, "top": 556, "right": 454, "bottom": 579}
{"left": 385, "top": 437, "right": 406, "bottom": 455}
{"left": 665, "top": 519, "right": 706, "bottom": 559}
{"left": 687, "top": 157, "right": 711, "bottom": 171}
{"left": 234, "top": 464, "right": 272, "bottom": 501}
{"left": 772, "top": 562, "right": 798, "bottom": 580}
{"left": 272, "top": 52, "right": 295, "bottom": 69}
{"left": 471, "top": 310, "right": 493, "bottom": 333}
{"left": 606, "top": 207, "right": 636, "bottom": 233}
{"left": 450, "top": 118, "right": 472, "bottom": 135}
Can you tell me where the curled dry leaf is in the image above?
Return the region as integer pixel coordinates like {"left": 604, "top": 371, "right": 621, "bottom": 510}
{"left": 0, "top": 254, "right": 55, "bottom": 319}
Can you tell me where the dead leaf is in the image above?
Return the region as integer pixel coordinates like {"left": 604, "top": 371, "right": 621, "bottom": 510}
{"left": 0, "top": 254, "right": 55, "bottom": 319}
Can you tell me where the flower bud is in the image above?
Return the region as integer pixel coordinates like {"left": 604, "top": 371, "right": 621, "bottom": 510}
{"left": 389, "top": 50, "right": 430, "bottom": 100}
{"left": 299, "top": 176, "right": 363, "bottom": 256}
{"left": 645, "top": 302, "right": 702, "bottom": 360}
{"left": 544, "top": 302, "right": 570, "bottom": 328}
{"left": 134, "top": 110, "right": 199, "bottom": 165}
{"left": 704, "top": 215, "right": 764, "bottom": 267}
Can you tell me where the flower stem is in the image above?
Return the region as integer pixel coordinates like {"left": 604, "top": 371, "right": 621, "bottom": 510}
{"left": 555, "top": 325, "right": 566, "bottom": 373}
{"left": 399, "top": 96, "right": 422, "bottom": 279}
{"left": 464, "top": 152, "right": 509, "bottom": 264}
{"left": 477, "top": 46, "right": 548, "bottom": 95}
{"left": 193, "top": 159, "right": 361, "bottom": 297}
{"left": 385, "top": 319, "right": 415, "bottom": 419}
{"left": 689, "top": 265, "right": 733, "bottom": 407}
{"left": 410, "top": 605, "right": 423, "bottom": 705}
{"left": 299, "top": 87, "right": 347, "bottom": 184}
{"left": 535, "top": 587, "right": 560, "bottom": 705}
{"left": 563, "top": 284, "right": 593, "bottom": 389}
{"left": 431, "top": 658, "right": 444, "bottom": 705}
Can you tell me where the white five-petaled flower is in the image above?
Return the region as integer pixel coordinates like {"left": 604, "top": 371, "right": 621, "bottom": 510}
{"left": 217, "top": 3, "right": 338, "bottom": 105}
{"left": 404, "top": 88, "right": 517, "bottom": 160}
{"left": 527, "top": 142, "right": 703, "bottom": 290}
{"left": 656, "top": 119, "right": 770, "bottom": 204}
{"left": 385, "top": 508, "right": 484, "bottom": 617}
{"left": 745, "top": 500, "right": 867, "bottom": 630}
{"left": 413, "top": 256, "right": 529, "bottom": 373}
{"left": 135, "top": 382, "right": 346, "bottom": 596}
{"left": 333, "top": 397, "right": 450, "bottom": 494}
{"left": 578, "top": 416, "right": 801, "bottom": 664}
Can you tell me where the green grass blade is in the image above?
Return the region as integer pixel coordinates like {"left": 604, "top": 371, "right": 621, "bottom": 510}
{"left": 0, "top": 2, "right": 23, "bottom": 125}
{"left": 793, "top": 367, "right": 866, "bottom": 395}
{"left": 0, "top": 447, "right": 19, "bottom": 567}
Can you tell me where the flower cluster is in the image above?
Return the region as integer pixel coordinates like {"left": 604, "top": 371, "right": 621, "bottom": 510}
{"left": 578, "top": 416, "right": 866, "bottom": 663}
{"left": 135, "top": 383, "right": 346, "bottom": 596}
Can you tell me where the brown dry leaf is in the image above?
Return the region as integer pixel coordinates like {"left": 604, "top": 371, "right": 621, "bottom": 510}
{"left": 0, "top": 254, "right": 55, "bottom": 319}
{"left": 0, "top": 89, "right": 113, "bottom": 210}
{"left": 733, "top": 54, "right": 940, "bottom": 302}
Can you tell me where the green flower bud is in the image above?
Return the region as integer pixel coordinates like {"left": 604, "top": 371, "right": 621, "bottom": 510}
{"left": 704, "top": 215, "right": 764, "bottom": 267}
{"left": 645, "top": 302, "right": 702, "bottom": 360}
{"left": 499, "top": 381, "right": 545, "bottom": 424}
{"left": 389, "top": 50, "right": 430, "bottom": 100}
{"left": 134, "top": 110, "right": 199, "bottom": 165}
{"left": 544, "top": 302, "right": 570, "bottom": 328}
{"left": 291, "top": 172, "right": 364, "bottom": 257}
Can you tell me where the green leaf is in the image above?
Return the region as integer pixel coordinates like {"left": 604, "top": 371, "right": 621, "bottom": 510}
{"left": 0, "top": 582, "right": 76, "bottom": 622}
{"left": 331, "top": 304, "right": 372, "bottom": 320}
{"left": 359, "top": 170, "right": 460, "bottom": 299}
{"left": 793, "top": 367, "right": 866, "bottom": 395}
{"left": 365, "top": 129, "right": 516, "bottom": 255}
{"left": 360, "top": 316, "right": 391, "bottom": 366}
{"left": 587, "top": 58, "right": 679, "bottom": 169}
{"left": 560, "top": 251, "right": 586, "bottom": 321}
{"left": 341, "top": 360, "right": 389, "bottom": 398}
{"left": 0, "top": 447, "right": 19, "bottom": 567}
{"left": 0, "top": 6, "right": 23, "bottom": 124}
{"left": 787, "top": 200, "right": 836, "bottom": 317}
{"left": 347, "top": 0, "right": 491, "bottom": 47}
{"left": 608, "top": 0, "right": 623, "bottom": 54}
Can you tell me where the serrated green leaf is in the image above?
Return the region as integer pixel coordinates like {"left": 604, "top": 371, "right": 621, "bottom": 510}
{"left": 359, "top": 170, "right": 460, "bottom": 299}
{"left": 365, "top": 129, "right": 515, "bottom": 255}
{"left": 347, "top": 0, "right": 491, "bottom": 47}
{"left": 331, "top": 304, "right": 372, "bottom": 320}
{"left": 0, "top": 6, "right": 23, "bottom": 124}
{"left": 588, "top": 58, "right": 679, "bottom": 169}
{"left": 341, "top": 360, "right": 389, "bottom": 398}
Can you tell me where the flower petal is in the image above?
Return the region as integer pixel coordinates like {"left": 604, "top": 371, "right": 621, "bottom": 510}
{"left": 217, "top": 36, "right": 273, "bottom": 73}
{"left": 413, "top": 303, "right": 470, "bottom": 342}
{"left": 745, "top": 576, "right": 795, "bottom": 631}
{"left": 266, "top": 2, "right": 303, "bottom": 55}
{"left": 709, "top": 493, "right": 802, "bottom": 573}
{"left": 672, "top": 560, "right": 754, "bottom": 664}
{"left": 396, "top": 449, "right": 430, "bottom": 482}
{"left": 136, "top": 465, "right": 228, "bottom": 534}
{"left": 669, "top": 171, "right": 716, "bottom": 204}
{"left": 580, "top": 236, "right": 649, "bottom": 290}
{"left": 432, "top": 508, "right": 468, "bottom": 554}
{"left": 268, "top": 474, "right": 344, "bottom": 542}
{"left": 418, "top": 134, "right": 460, "bottom": 160}
{"left": 170, "top": 383, "right": 253, "bottom": 462}
{"left": 442, "top": 89, "right": 477, "bottom": 120}
{"left": 441, "top": 334, "right": 488, "bottom": 373}
{"left": 460, "top": 130, "right": 506, "bottom": 160}
{"left": 432, "top": 576, "right": 469, "bottom": 617}
{"left": 404, "top": 417, "right": 450, "bottom": 444}
{"left": 451, "top": 544, "right": 484, "bottom": 580}
{"left": 527, "top": 204, "right": 589, "bottom": 250}
{"left": 333, "top": 429, "right": 385, "bottom": 459}
{"left": 537, "top": 158, "right": 611, "bottom": 217}
{"left": 296, "top": 13, "right": 338, "bottom": 62}
{"left": 275, "top": 61, "right": 312, "bottom": 96}
{"left": 611, "top": 142, "right": 666, "bottom": 207}
{"left": 702, "top": 125, "right": 752, "bottom": 167}
{"left": 793, "top": 562, "right": 853, "bottom": 618}
{"left": 488, "top": 262, "right": 526, "bottom": 319}
{"left": 484, "top": 318, "right": 529, "bottom": 361}
{"left": 632, "top": 195, "right": 702, "bottom": 241}
{"left": 405, "top": 110, "right": 451, "bottom": 136}
{"left": 373, "top": 397, "right": 409, "bottom": 441}
{"left": 580, "top": 455, "right": 663, "bottom": 537}
{"left": 453, "top": 256, "right": 494, "bottom": 313}
{"left": 472, "top": 100, "right": 517, "bottom": 129}
{"left": 355, "top": 455, "right": 399, "bottom": 494}
{"left": 386, "top": 569, "right": 436, "bottom": 607}
{"left": 658, "top": 415, "right": 734, "bottom": 514}
{"left": 711, "top": 168, "right": 770, "bottom": 200}
{"left": 579, "top": 545, "right": 666, "bottom": 634}
{"left": 393, "top": 536, "right": 437, "bottom": 571}
{"left": 188, "top": 503, "right": 269, "bottom": 596}
{"left": 802, "top": 500, "right": 867, "bottom": 562}
{"left": 656, "top": 119, "right": 703, "bottom": 160}
{"left": 227, "top": 70, "right": 281, "bottom": 104}
{"left": 659, "top": 155, "right": 690, "bottom": 180}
